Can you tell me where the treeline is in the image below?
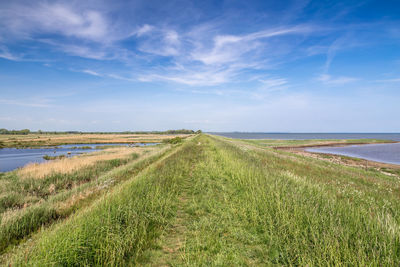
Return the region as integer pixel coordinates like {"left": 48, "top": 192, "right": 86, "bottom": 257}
{"left": 120, "top": 129, "right": 202, "bottom": 135}
{"left": 0, "top": 129, "right": 201, "bottom": 135}
{"left": 0, "top": 129, "right": 30, "bottom": 135}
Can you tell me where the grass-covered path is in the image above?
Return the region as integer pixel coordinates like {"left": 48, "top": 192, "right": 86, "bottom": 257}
{"left": 5, "top": 134, "right": 400, "bottom": 265}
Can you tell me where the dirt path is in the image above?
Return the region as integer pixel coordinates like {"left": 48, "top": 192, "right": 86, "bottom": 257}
{"left": 146, "top": 161, "right": 197, "bottom": 266}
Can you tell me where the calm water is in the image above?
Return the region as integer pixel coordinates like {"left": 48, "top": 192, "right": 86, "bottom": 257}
{"left": 210, "top": 133, "right": 400, "bottom": 165}
{"left": 211, "top": 133, "right": 400, "bottom": 141}
{"left": 0, "top": 143, "right": 156, "bottom": 172}
{"left": 307, "top": 143, "right": 400, "bottom": 165}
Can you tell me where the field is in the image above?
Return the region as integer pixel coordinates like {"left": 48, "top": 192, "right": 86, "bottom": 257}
{"left": 1, "top": 134, "right": 400, "bottom": 265}
{"left": 0, "top": 133, "right": 192, "bottom": 148}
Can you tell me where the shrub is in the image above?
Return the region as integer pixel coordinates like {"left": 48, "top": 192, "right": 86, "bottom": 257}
{"left": 43, "top": 155, "right": 66, "bottom": 160}
{"left": 163, "top": 137, "right": 183, "bottom": 144}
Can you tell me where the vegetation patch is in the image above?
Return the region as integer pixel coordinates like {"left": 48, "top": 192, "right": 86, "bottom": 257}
{"left": 42, "top": 154, "right": 66, "bottom": 160}
{"left": 163, "top": 137, "right": 183, "bottom": 144}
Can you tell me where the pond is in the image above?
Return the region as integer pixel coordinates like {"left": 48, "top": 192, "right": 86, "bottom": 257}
{"left": 0, "top": 143, "right": 157, "bottom": 172}
{"left": 306, "top": 143, "right": 400, "bottom": 165}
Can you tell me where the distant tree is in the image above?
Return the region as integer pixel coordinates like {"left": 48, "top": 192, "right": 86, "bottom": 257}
{"left": 20, "top": 129, "right": 30, "bottom": 135}
{"left": 0, "top": 128, "right": 30, "bottom": 135}
{"left": 164, "top": 129, "right": 195, "bottom": 134}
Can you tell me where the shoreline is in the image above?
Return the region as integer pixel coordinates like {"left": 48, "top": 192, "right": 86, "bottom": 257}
{"left": 274, "top": 140, "right": 398, "bottom": 150}
{"left": 275, "top": 142, "right": 400, "bottom": 174}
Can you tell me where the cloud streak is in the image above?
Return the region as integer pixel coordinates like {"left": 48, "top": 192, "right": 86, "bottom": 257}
{"left": 0, "top": 45, "right": 20, "bottom": 61}
{"left": 82, "top": 69, "right": 102, "bottom": 77}
{"left": 317, "top": 74, "right": 358, "bottom": 85}
{"left": 0, "top": 98, "right": 53, "bottom": 108}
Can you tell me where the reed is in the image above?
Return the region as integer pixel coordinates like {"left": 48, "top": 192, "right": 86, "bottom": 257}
{"left": 19, "top": 147, "right": 141, "bottom": 179}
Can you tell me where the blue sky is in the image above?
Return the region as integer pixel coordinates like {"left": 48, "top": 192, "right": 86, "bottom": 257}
{"left": 0, "top": 0, "right": 399, "bottom": 132}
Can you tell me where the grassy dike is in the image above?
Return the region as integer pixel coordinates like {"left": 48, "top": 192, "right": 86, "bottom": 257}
{"left": 6, "top": 136, "right": 203, "bottom": 265}
{"left": 5, "top": 134, "right": 400, "bottom": 265}
{"left": 0, "top": 145, "right": 171, "bottom": 255}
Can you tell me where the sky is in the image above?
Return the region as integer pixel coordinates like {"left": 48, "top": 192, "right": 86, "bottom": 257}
{"left": 0, "top": 0, "right": 400, "bottom": 132}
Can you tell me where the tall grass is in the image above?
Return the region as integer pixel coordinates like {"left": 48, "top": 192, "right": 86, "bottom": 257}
{"left": 9, "top": 137, "right": 203, "bottom": 266}
{"left": 19, "top": 147, "right": 139, "bottom": 179}
{"left": 162, "top": 136, "right": 400, "bottom": 265}
{"left": 1, "top": 155, "right": 136, "bottom": 212}
{"left": 0, "top": 146, "right": 171, "bottom": 254}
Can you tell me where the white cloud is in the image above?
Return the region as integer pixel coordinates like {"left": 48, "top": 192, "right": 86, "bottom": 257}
{"left": 135, "top": 24, "right": 154, "bottom": 36}
{"left": 0, "top": 98, "right": 53, "bottom": 108}
{"left": 1, "top": 3, "right": 110, "bottom": 42}
{"left": 248, "top": 77, "right": 289, "bottom": 100}
{"left": 164, "top": 30, "right": 180, "bottom": 45}
{"left": 317, "top": 74, "right": 358, "bottom": 85}
{"left": 0, "top": 1, "right": 321, "bottom": 89}
{"left": 138, "top": 69, "right": 231, "bottom": 86}
{"left": 106, "top": 73, "right": 137, "bottom": 82}
{"left": 131, "top": 25, "right": 313, "bottom": 87}
{"left": 190, "top": 26, "right": 312, "bottom": 66}
{"left": 136, "top": 28, "right": 181, "bottom": 57}
{"left": 0, "top": 2, "right": 137, "bottom": 61}
{"left": 39, "top": 39, "right": 111, "bottom": 60}
{"left": 324, "top": 37, "right": 347, "bottom": 73}
{"left": 0, "top": 2, "right": 361, "bottom": 91}
{"left": 0, "top": 45, "right": 19, "bottom": 61}
{"left": 259, "top": 78, "right": 288, "bottom": 89}
{"left": 82, "top": 69, "right": 102, "bottom": 76}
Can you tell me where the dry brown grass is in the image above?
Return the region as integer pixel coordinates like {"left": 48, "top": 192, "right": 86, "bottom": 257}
{"left": 56, "top": 188, "right": 98, "bottom": 212}
{"left": 0, "top": 133, "right": 191, "bottom": 147}
{"left": 1, "top": 208, "right": 21, "bottom": 227}
{"left": 18, "top": 147, "right": 141, "bottom": 179}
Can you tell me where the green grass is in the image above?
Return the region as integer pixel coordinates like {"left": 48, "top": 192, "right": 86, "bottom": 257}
{"left": 0, "top": 146, "right": 172, "bottom": 254}
{"left": 381, "top": 167, "right": 400, "bottom": 176}
{"left": 95, "top": 145, "right": 126, "bottom": 149}
{"left": 163, "top": 136, "right": 184, "bottom": 144}
{"left": 9, "top": 136, "right": 203, "bottom": 266}
{"left": 1, "top": 154, "right": 138, "bottom": 213}
{"left": 42, "top": 154, "right": 66, "bottom": 160}
{"left": 239, "top": 138, "right": 394, "bottom": 148}
{"left": 3, "top": 134, "right": 400, "bottom": 265}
